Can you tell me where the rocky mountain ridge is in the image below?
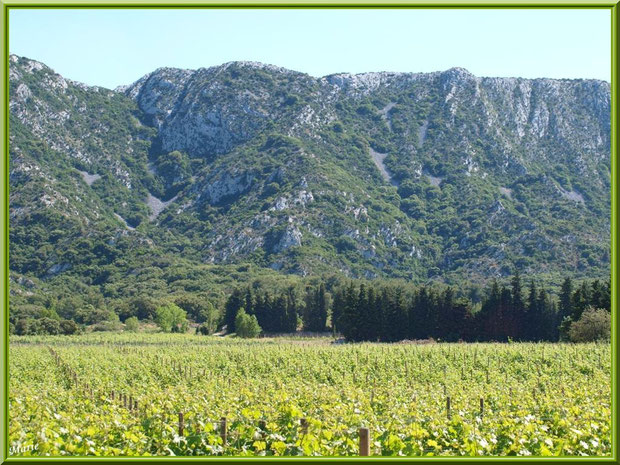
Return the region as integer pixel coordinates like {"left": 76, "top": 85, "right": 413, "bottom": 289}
{"left": 8, "top": 54, "right": 611, "bottom": 300}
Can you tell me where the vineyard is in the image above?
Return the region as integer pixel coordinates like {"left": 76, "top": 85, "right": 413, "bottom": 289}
{"left": 9, "top": 334, "right": 612, "bottom": 457}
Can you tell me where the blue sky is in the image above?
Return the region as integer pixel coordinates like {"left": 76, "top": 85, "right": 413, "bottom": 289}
{"left": 9, "top": 8, "right": 611, "bottom": 89}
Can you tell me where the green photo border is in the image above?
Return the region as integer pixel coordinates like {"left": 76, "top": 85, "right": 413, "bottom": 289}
{"left": 0, "top": 1, "right": 617, "bottom": 463}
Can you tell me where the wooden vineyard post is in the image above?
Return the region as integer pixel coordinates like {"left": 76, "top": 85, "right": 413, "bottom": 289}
{"left": 446, "top": 397, "right": 451, "bottom": 420}
{"left": 111, "top": 391, "right": 115, "bottom": 401}
{"left": 479, "top": 397, "right": 484, "bottom": 419}
{"left": 258, "top": 420, "right": 266, "bottom": 438}
{"left": 123, "top": 393, "right": 127, "bottom": 408}
{"left": 220, "top": 417, "right": 228, "bottom": 445}
{"left": 178, "top": 412, "right": 184, "bottom": 436}
{"left": 300, "top": 418, "right": 308, "bottom": 435}
{"left": 358, "top": 427, "right": 370, "bottom": 456}
{"left": 129, "top": 396, "right": 133, "bottom": 411}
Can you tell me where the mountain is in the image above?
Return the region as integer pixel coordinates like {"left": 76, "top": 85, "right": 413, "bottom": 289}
{"left": 8, "top": 55, "right": 611, "bottom": 306}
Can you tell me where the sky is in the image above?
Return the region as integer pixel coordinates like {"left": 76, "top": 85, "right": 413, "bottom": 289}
{"left": 9, "top": 8, "right": 611, "bottom": 89}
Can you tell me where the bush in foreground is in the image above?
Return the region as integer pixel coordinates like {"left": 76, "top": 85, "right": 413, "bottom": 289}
{"left": 569, "top": 307, "right": 610, "bottom": 342}
{"left": 235, "top": 308, "right": 261, "bottom": 338}
{"left": 155, "top": 303, "right": 188, "bottom": 333}
{"left": 124, "top": 316, "right": 139, "bottom": 332}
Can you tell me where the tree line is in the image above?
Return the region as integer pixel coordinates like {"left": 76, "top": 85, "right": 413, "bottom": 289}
{"left": 223, "top": 274, "right": 610, "bottom": 342}
{"left": 11, "top": 271, "right": 610, "bottom": 342}
{"left": 223, "top": 283, "right": 328, "bottom": 334}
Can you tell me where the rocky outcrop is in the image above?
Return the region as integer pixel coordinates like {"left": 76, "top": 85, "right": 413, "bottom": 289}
{"left": 273, "top": 226, "right": 302, "bottom": 253}
{"left": 201, "top": 171, "right": 254, "bottom": 205}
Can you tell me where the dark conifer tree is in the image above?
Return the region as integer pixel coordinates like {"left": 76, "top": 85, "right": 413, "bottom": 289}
{"left": 303, "top": 286, "right": 313, "bottom": 330}
{"left": 559, "top": 277, "right": 573, "bottom": 320}
{"left": 477, "top": 280, "right": 501, "bottom": 341}
{"left": 382, "top": 286, "right": 408, "bottom": 342}
{"left": 601, "top": 278, "right": 611, "bottom": 311}
{"left": 450, "top": 297, "right": 473, "bottom": 341}
{"left": 572, "top": 281, "right": 591, "bottom": 321}
{"left": 537, "top": 287, "right": 557, "bottom": 341}
{"left": 590, "top": 279, "right": 605, "bottom": 309}
{"left": 356, "top": 284, "right": 370, "bottom": 340}
{"left": 244, "top": 288, "right": 254, "bottom": 316}
{"left": 304, "top": 284, "right": 329, "bottom": 332}
{"left": 408, "top": 289, "right": 420, "bottom": 340}
{"left": 525, "top": 280, "right": 540, "bottom": 341}
{"left": 410, "top": 286, "right": 432, "bottom": 339}
{"left": 264, "top": 292, "right": 275, "bottom": 332}
{"left": 510, "top": 271, "right": 526, "bottom": 340}
{"left": 340, "top": 283, "right": 360, "bottom": 341}
{"left": 425, "top": 287, "right": 439, "bottom": 339}
{"left": 286, "top": 289, "right": 298, "bottom": 332}
{"left": 366, "top": 285, "right": 381, "bottom": 341}
{"left": 224, "top": 288, "right": 244, "bottom": 332}
{"left": 438, "top": 287, "right": 455, "bottom": 340}
{"left": 316, "top": 283, "right": 328, "bottom": 332}
{"left": 331, "top": 287, "right": 345, "bottom": 333}
{"left": 499, "top": 286, "right": 512, "bottom": 341}
{"left": 253, "top": 292, "right": 266, "bottom": 331}
{"left": 273, "top": 293, "right": 288, "bottom": 332}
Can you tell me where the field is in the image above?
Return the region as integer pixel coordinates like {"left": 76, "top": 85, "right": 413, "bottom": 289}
{"left": 9, "top": 334, "right": 612, "bottom": 457}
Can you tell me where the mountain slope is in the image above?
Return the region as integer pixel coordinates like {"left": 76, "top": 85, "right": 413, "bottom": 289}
{"left": 8, "top": 55, "right": 611, "bottom": 303}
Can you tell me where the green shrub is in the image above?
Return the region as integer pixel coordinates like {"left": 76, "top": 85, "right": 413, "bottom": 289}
{"left": 34, "top": 317, "right": 61, "bottom": 335}
{"left": 235, "top": 308, "right": 261, "bottom": 338}
{"left": 569, "top": 307, "right": 610, "bottom": 342}
{"left": 92, "top": 320, "right": 123, "bottom": 332}
{"left": 155, "top": 303, "right": 188, "bottom": 333}
{"left": 60, "top": 319, "right": 80, "bottom": 335}
{"left": 124, "top": 316, "right": 139, "bottom": 332}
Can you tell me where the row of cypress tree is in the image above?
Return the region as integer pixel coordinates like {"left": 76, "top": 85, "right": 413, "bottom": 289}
{"left": 223, "top": 284, "right": 329, "bottom": 333}
{"left": 223, "top": 274, "right": 610, "bottom": 341}
{"left": 335, "top": 275, "right": 610, "bottom": 342}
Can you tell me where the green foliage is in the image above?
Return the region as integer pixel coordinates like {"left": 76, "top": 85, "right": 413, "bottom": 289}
{"left": 234, "top": 308, "right": 262, "bottom": 338}
{"left": 59, "top": 319, "right": 80, "bottom": 335}
{"left": 154, "top": 150, "right": 192, "bottom": 198}
{"left": 569, "top": 307, "right": 611, "bottom": 342}
{"left": 155, "top": 303, "right": 188, "bottom": 333}
{"left": 174, "top": 295, "right": 219, "bottom": 327}
{"left": 124, "top": 316, "right": 139, "bottom": 332}
{"left": 8, "top": 334, "right": 612, "bottom": 456}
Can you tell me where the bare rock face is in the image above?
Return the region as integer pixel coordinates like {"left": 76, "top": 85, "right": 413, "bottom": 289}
{"left": 273, "top": 226, "right": 302, "bottom": 253}
{"left": 124, "top": 62, "right": 317, "bottom": 159}
{"left": 201, "top": 171, "right": 254, "bottom": 205}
